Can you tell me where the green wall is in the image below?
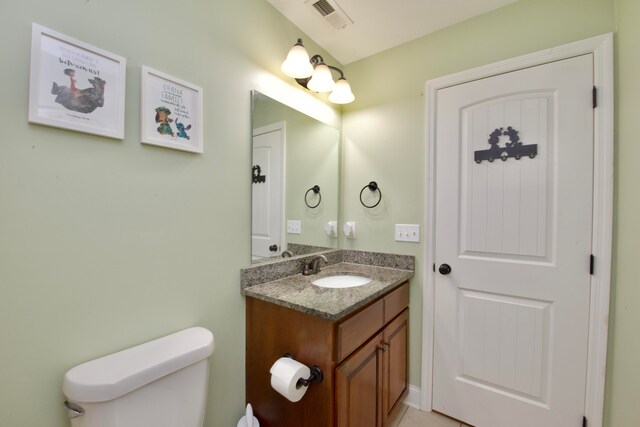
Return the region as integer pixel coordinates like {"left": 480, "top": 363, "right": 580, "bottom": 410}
{"left": 0, "top": 0, "right": 338, "bottom": 426}
{"left": 604, "top": 0, "right": 640, "bottom": 425}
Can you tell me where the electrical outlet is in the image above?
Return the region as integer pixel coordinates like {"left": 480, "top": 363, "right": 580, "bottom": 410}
{"left": 395, "top": 224, "right": 419, "bottom": 242}
{"left": 287, "top": 220, "right": 301, "bottom": 234}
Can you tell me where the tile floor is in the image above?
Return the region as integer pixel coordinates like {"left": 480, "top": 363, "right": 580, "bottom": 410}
{"left": 391, "top": 405, "right": 473, "bottom": 427}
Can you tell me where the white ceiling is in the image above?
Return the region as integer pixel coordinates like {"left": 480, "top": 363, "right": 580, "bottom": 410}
{"left": 267, "top": 0, "right": 520, "bottom": 64}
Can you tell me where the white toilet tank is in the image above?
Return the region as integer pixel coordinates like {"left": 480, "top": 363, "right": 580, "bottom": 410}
{"left": 63, "top": 327, "right": 214, "bottom": 427}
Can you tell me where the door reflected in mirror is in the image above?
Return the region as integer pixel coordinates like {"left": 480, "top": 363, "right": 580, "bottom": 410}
{"left": 251, "top": 91, "right": 340, "bottom": 263}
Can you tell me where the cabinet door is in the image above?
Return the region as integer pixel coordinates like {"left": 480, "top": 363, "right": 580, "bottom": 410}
{"left": 336, "top": 333, "right": 383, "bottom": 427}
{"left": 382, "top": 309, "right": 409, "bottom": 426}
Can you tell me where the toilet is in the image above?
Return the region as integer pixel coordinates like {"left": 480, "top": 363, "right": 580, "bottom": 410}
{"left": 62, "top": 327, "right": 214, "bottom": 427}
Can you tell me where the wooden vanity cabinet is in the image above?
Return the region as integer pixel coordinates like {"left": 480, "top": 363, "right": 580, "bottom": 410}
{"left": 246, "top": 281, "right": 409, "bottom": 427}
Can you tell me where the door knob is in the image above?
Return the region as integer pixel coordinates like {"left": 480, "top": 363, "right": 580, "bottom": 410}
{"left": 438, "top": 263, "right": 452, "bottom": 275}
{"left": 269, "top": 244, "right": 278, "bottom": 252}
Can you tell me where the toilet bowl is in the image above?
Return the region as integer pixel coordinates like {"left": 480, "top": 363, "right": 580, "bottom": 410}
{"left": 63, "top": 327, "right": 214, "bottom": 427}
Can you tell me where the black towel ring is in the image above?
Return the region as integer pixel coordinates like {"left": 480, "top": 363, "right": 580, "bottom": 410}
{"left": 304, "top": 185, "right": 321, "bottom": 209}
{"left": 360, "top": 181, "right": 382, "bottom": 208}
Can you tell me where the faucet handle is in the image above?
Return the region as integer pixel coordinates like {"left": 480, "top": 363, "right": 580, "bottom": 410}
{"left": 302, "top": 262, "right": 313, "bottom": 276}
{"left": 311, "top": 255, "right": 328, "bottom": 274}
{"left": 302, "top": 255, "right": 328, "bottom": 275}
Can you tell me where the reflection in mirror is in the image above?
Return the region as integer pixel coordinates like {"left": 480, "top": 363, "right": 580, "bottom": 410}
{"left": 251, "top": 90, "right": 340, "bottom": 263}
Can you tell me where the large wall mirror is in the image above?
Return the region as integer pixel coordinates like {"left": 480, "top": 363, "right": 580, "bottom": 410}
{"left": 251, "top": 90, "right": 340, "bottom": 263}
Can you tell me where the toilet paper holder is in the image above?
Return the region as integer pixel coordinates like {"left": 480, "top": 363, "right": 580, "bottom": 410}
{"left": 296, "top": 366, "right": 323, "bottom": 389}
{"left": 283, "top": 353, "right": 324, "bottom": 389}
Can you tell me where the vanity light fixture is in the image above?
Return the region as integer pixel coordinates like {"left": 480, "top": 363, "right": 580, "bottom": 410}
{"left": 281, "top": 38, "right": 355, "bottom": 104}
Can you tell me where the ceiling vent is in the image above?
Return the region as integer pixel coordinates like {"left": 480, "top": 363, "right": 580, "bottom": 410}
{"left": 305, "top": 0, "right": 353, "bottom": 30}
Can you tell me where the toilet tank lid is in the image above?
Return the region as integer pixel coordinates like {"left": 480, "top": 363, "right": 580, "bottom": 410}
{"left": 63, "top": 327, "right": 214, "bottom": 403}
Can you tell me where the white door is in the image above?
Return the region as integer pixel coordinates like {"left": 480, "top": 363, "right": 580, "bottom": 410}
{"left": 252, "top": 123, "right": 284, "bottom": 260}
{"left": 432, "top": 55, "right": 594, "bottom": 427}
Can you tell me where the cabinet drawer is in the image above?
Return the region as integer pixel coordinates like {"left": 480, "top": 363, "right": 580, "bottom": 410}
{"left": 337, "top": 299, "right": 384, "bottom": 361}
{"left": 383, "top": 282, "right": 410, "bottom": 324}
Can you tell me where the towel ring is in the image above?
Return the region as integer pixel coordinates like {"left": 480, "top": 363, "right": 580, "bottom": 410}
{"left": 304, "top": 185, "right": 321, "bottom": 209}
{"left": 360, "top": 181, "right": 382, "bottom": 208}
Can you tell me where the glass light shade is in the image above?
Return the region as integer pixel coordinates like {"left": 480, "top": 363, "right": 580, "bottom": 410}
{"left": 307, "top": 63, "right": 336, "bottom": 93}
{"left": 281, "top": 42, "right": 314, "bottom": 78}
{"left": 328, "top": 77, "right": 355, "bottom": 104}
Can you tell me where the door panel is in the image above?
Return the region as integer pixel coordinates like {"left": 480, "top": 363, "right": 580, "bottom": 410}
{"left": 459, "top": 291, "right": 551, "bottom": 403}
{"left": 463, "top": 93, "right": 552, "bottom": 260}
{"left": 336, "top": 333, "right": 383, "bottom": 427}
{"left": 382, "top": 310, "right": 409, "bottom": 426}
{"left": 252, "top": 124, "right": 284, "bottom": 260}
{"left": 433, "top": 54, "right": 593, "bottom": 427}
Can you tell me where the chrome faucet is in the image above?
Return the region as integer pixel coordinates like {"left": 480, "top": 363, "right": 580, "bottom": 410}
{"left": 281, "top": 250, "right": 294, "bottom": 258}
{"left": 302, "top": 254, "right": 328, "bottom": 275}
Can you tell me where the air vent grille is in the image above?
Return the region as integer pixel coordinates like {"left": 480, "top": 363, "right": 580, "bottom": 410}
{"left": 306, "top": 0, "right": 353, "bottom": 30}
{"left": 312, "top": 0, "right": 335, "bottom": 17}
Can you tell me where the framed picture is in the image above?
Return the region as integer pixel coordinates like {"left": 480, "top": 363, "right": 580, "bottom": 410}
{"left": 28, "top": 23, "right": 126, "bottom": 139}
{"left": 140, "top": 66, "right": 204, "bottom": 153}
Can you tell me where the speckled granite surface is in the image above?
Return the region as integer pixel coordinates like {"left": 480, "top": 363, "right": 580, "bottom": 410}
{"left": 286, "top": 243, "right": 333, "bottom": 256}
{"left": 240, "top": 250, "right": 414, "bottom": 321}
{"left": 340, "top": 250, "right": 414, "bottom": 270}
{"left": 241, "top": 249, "right": 342, "bottom": 289}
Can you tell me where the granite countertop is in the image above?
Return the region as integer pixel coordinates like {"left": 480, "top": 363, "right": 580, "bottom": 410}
{"left": 241, "top": 251, "right": 414, "bottom": 321}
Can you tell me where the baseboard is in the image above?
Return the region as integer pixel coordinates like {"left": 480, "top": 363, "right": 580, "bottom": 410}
{"left": 403, "top": 384, "right": 421, "bottom": 409}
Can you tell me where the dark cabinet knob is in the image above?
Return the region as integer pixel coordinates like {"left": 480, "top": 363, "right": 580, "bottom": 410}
{"left": 438, "top": 263, "right": 452, "bottom": 275}
{"left": 269, "top": 244, "right": 278, "bottom": 252}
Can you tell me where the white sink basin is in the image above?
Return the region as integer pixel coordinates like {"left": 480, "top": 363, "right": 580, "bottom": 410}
{"left": 311, "top": 275, "right": 372, "bottom": 289}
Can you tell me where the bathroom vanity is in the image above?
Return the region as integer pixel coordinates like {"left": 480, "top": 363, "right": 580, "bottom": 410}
{"left": 242, "top": 250, "right": 413, "bottom": 427}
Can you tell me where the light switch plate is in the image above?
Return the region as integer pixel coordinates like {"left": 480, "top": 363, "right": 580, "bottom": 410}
{"left": 395, "top": 224, "right": 419, "bottom": 242}
{"left": 287, "top": 220, "right": 301, "bottom": 234}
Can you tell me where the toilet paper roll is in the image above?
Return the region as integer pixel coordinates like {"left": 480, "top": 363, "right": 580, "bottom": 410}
{"left": 269, "top": 357, "right": 311, "bottom": 402}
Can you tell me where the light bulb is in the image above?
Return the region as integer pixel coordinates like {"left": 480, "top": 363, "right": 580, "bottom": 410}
{"left": 328, "top": 77, "right": 355, "bottom": 104}
{"left": 281, "top": 39, "right": 314, "bottom": 79}
{"left": 307, "top": 63, "right": 336, "bottom": 93}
